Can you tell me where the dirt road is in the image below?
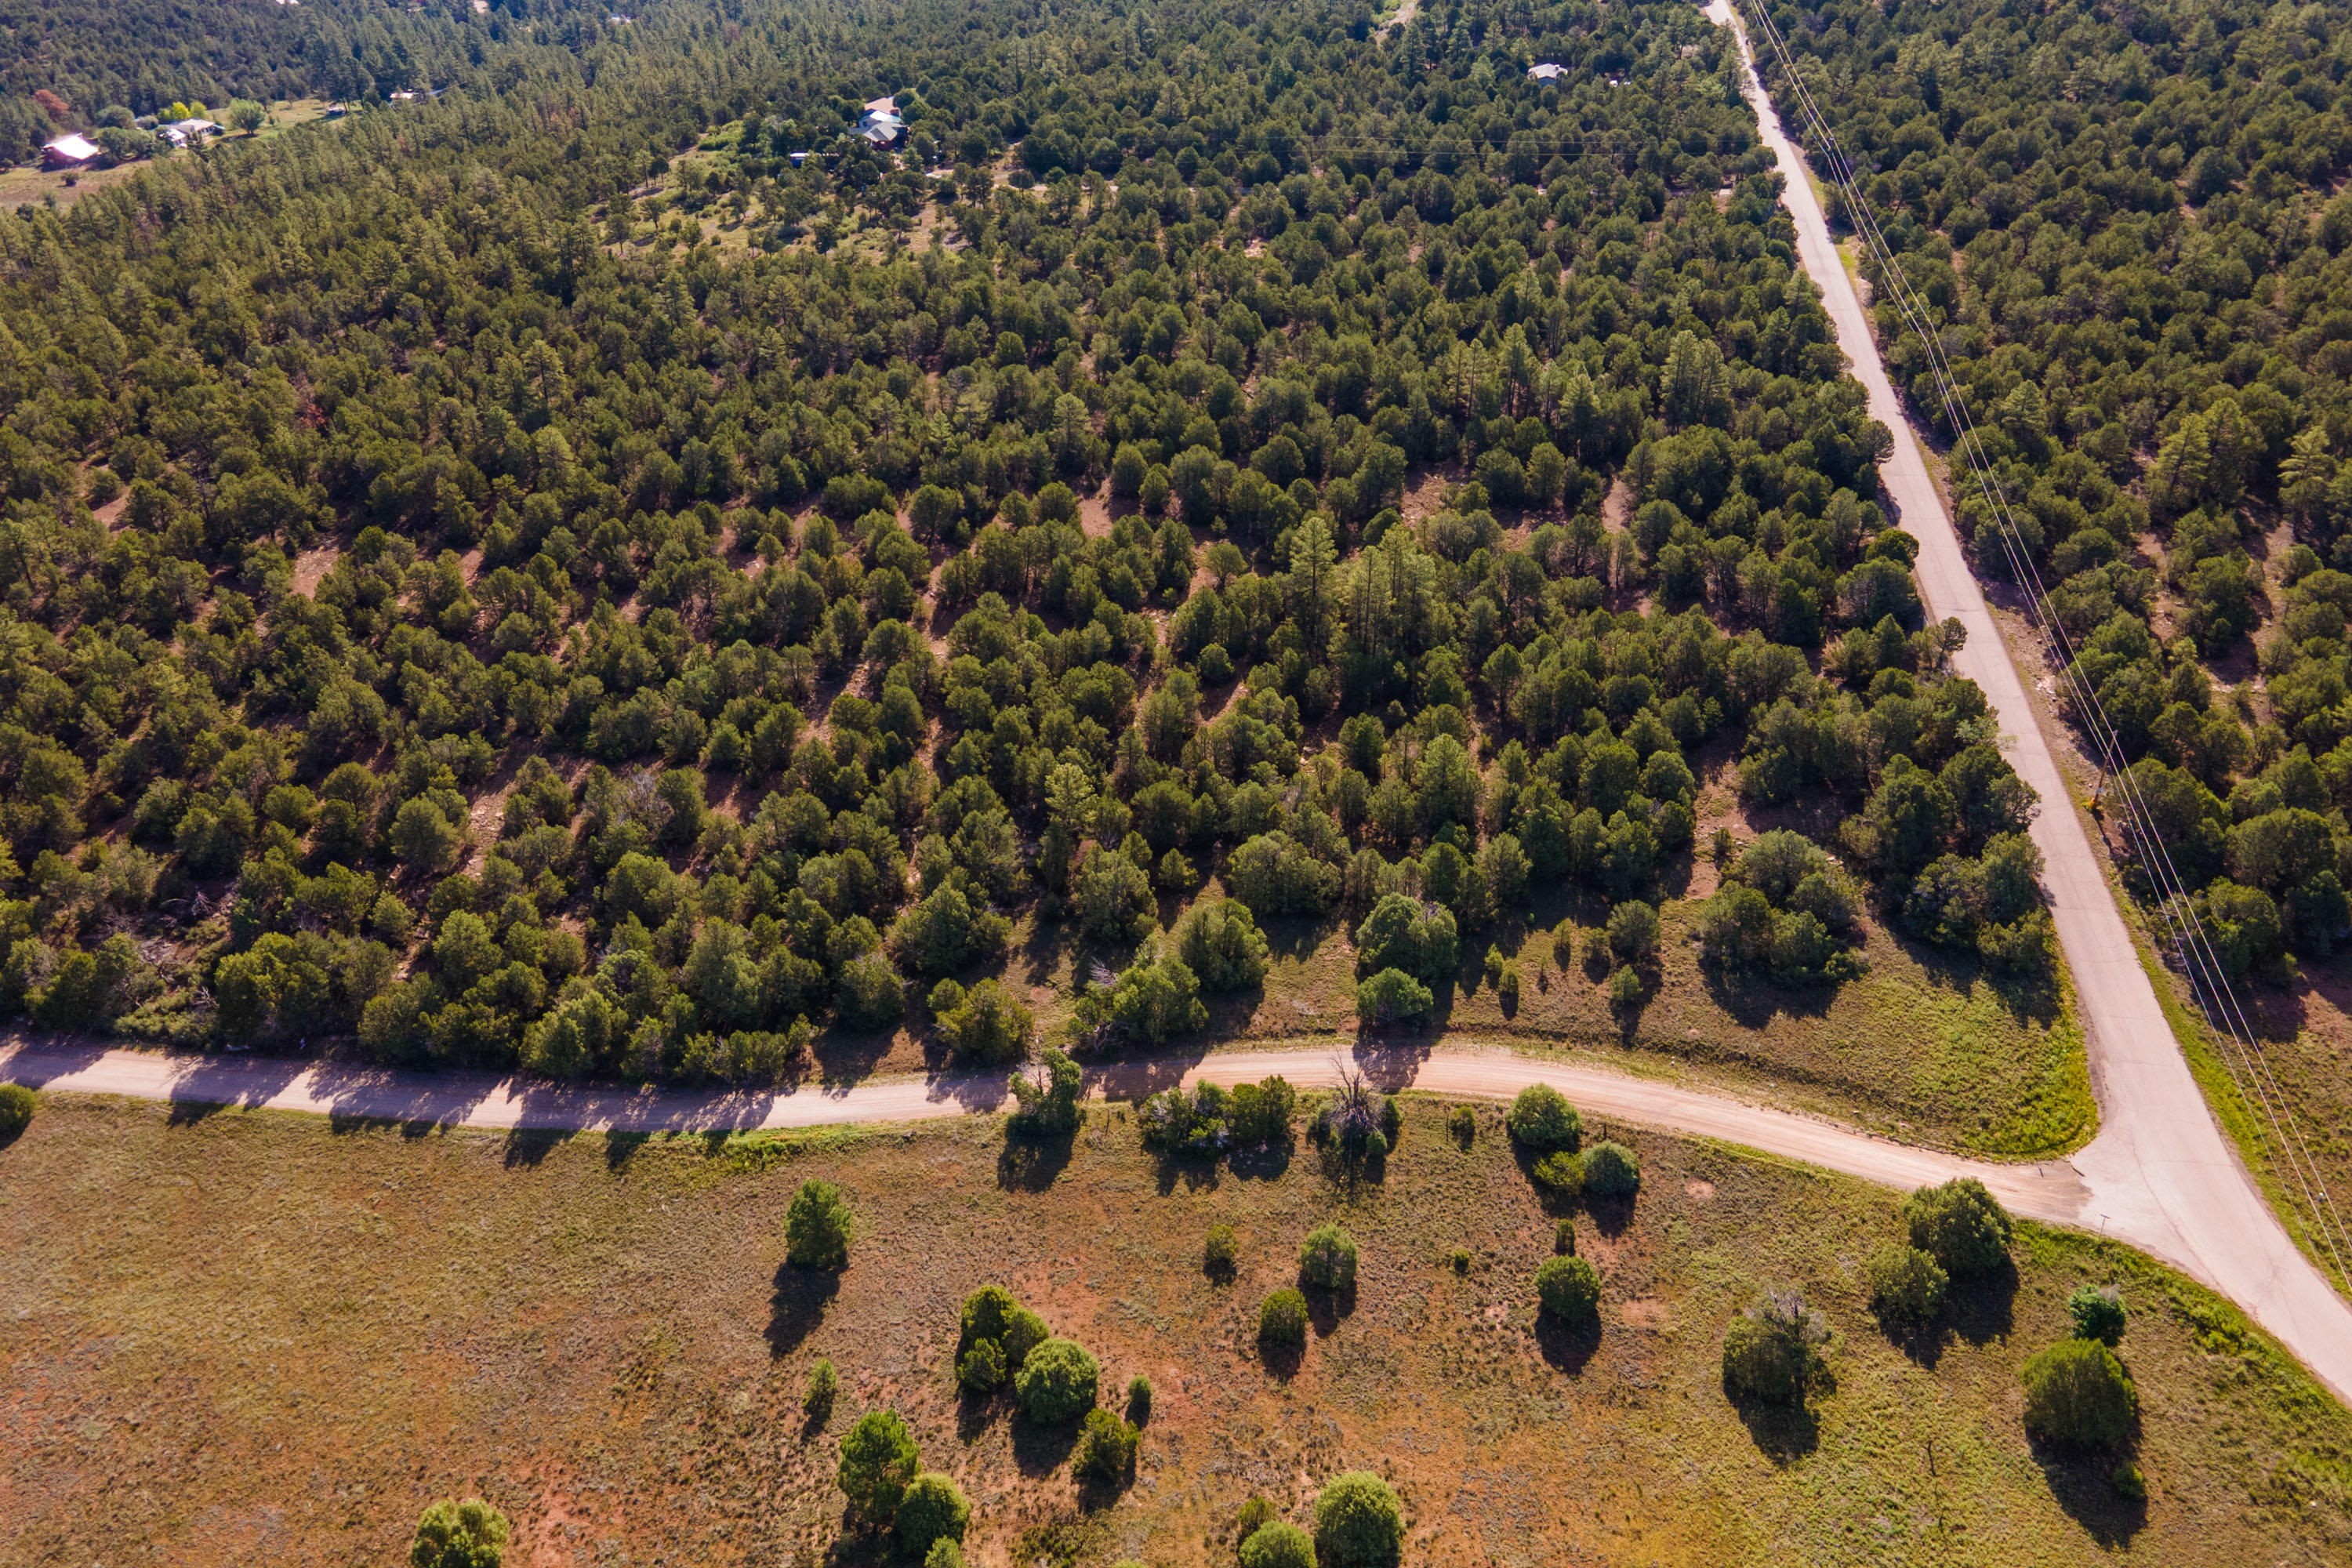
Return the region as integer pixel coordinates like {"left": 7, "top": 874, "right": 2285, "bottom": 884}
{"left": 1706, "top": 0, "right": 2352, "bottom": 1399}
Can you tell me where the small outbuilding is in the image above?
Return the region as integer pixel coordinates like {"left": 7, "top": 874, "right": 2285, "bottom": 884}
{"left": 1527, "top": 62, "right": 1566, "bottom": 82}
{"left": 40, "top": 133, "right": 101, "bottom": 169}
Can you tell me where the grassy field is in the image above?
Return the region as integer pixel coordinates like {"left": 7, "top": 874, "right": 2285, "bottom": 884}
{"left": 3, "top": 1094, "right": 2344, "bottom": 1567}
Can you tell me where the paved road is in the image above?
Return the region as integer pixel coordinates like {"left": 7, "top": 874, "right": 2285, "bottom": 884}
{"left": 1708, "top": 0, "right": 2352, "bottom": 1398}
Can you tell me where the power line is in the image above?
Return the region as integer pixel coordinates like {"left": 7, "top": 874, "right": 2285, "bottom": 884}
{"left": 1730, "top": 0, "right": 2352, "bottom": 1291}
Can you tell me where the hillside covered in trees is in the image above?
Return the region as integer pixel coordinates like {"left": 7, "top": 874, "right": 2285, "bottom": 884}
{"left": 1748, "top": 0, "right": 2352, "bottom": 975}
{"left": 0, "top": 0, "right": 2069, "bottom": 1087}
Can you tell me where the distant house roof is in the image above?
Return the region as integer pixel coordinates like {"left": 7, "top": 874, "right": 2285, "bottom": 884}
{"left": 41, "top": 133, "right": 101, "bottom": 165}
{"left": 854, "top": 105, "right": 906, "bottom": 147}
{"left": 1526, "top": 62, "right": 1566, "bottom": 81}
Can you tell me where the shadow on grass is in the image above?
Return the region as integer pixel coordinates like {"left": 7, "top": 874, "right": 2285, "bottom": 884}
{"left": 1258, "top": 1333, "right": 1305, "bottom": 1381}
{"left": 2027, "top": 1432, "right": 2147, "bottom": 1548}
{"left": 766, "top": 1263, "right": 841, "bottom": 1358}
{"left": 605, "top": 1129, "right": 652, "bottom": 1170}
{"left": 1304, "top": 1281, "right": 1357, "bottom": 1338}
{"left": 1011, "top": 1415, "right": 1083, "bottom": 1479}
{"left": 1697, "top": 960, "right": 1842, "bottom": 1032}
{"left": 1722, "top": 1377, "right": 1822, "bottom": 1466}
{"left": 1586, "top": 1189, "right": 1636, "bottom": 1240}
{"left": 1874, "top": 1310, "right": 1949, "bottom": 1370}
{"left": 999, "top": 1126, "right": 1076, "bottom": 1192}
{"left": 502, "top": 1125, "right": 576, "bottom": 1168}
{"left": 1946, "top": 1257, "right": 2019, "bottom": 1348}
{"left": 1534, "top": 1311, "right": 1601, "bottom": 1375}
{"left": 955, "top": 1386, "right": 1003, "bottom": 1444}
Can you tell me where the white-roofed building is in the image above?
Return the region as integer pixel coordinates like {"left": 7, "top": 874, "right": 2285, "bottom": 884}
{"left": 40, "top": 133, "right": 101, "bottom": 168}
{"left": 1527, "top": 62, "right": 1566, "bottom": 82}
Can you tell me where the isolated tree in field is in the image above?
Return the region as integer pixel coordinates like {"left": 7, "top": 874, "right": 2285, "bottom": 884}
{"left": 1298, "top": 1223, "right": 1359, "bottom": 1290}
{"left": 410, "top": 1499, "right": 510, "bottom": 1568}
{"left": 1258, "top": 1287, "right": 1308, "bottom": 1347}
{"left": 1581, "top": 1141, "right": 1640, "bottom": 1196}
{"left": 1722, "top": 1289, "right": 1831, "bottom": 1406}
{"left": 1314, "top": 1471, "right": 1405, "bottom": 1566}
{"left": 2068, "top": 1285, "right": 2127, "bottom": 1346}
{"left": 225, "top": 99, "right": 267, "bottom": 135}
{"left": 1075, "top": 1405, "right": 1140, "bottom": 1482}
{"left": 785, "top": 1178, "right": 854, "bottom": 1270}
{"left": 1902, "top": 1178, "right": 2013, "bottom": 1276}
{"left": 893, "top": 1472, "right": 971, "bottom": 1557}
{"left": 1014, "top": 1336, "right": 1101, "bottom": 1423}
{"left": 1865, "top": 1245, "right": 1947, "bottom": 1325}
{"left": 1240, "top": 1520, "right": 1316, "bottom": 1568}
{"left": 2022, "top": 1339, "right": 2137, "bottom": 1449}
{"left": 0, "top": 1082, "right": 34, "bottom": 1140}
{"left": 837, "top": 1409, "right": 920, "bottom": 1526}
{"left": 1536, "top": 1254, "right": 1602, "bottom": 1323}
{"left": 1505, "top": 1083, "right": 1581, "bottom": 1151}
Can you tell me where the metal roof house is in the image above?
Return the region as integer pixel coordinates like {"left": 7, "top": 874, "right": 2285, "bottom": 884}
{"left": 40, "top": 133, "right": 101, "bottom": 168}
{"left": 1527, "top": 62, "right": 1566, "bottom": 82}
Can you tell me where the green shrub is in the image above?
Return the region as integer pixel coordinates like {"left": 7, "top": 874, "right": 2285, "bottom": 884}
{"left": 1228, "top": 1074, "right": 1297, "bottom": 1145}
{"left": 1233, "top": 1494, "right": 1277, "bottom": 1545}
{"left": 1606, "top": 966, "right": 1644, "bottom": 1007}
{"left": 1127, "top": 1372, "right": 1152, "bottom": 1423}
{"left": 1448, "top": 1104, "right": 1475, "bottom": 1145}
{"left": 1075, "top": 1406, "right": 1140, "bottom": 1482}
{"left": 410, "top": 1498, "right": 510, "bottom": 1568}
{"left": 1607, "top": 899, "right": 1661, "bottom": 965}
{"left": 1581, "top": 1140, "right": 1639, "bottom": 1196}
{"left": 1298, "top": 1223, "right": 1359, "bottom": 1290}
{"left": 933, "top": 977, "right": 1033, "bottom": 1063}
{"left": 1173, "top": 896, "right": 1271, "bottom": 991}
{"left": 1496, "top": 961, "right": 1520, "bottom": 1008}
{"left": 1554, "top": 1218, "right": 1577, "bottom": 1254}
{"left": 2068, "top": 1284, "right": 2127, "bottom": 1346}
{"left": 1902, "top": 1178, "right": 2013, "bottom": 1276}
{"left": 0, "top": 1082, "right": 34, "bottom": 1140}
{"left": 2112, "top": 1461, "right": 2147, "bottom": 1501}
{"left": 1014, "top": 1336, "right": 1100, "bottom": 1423}
{"left": 1450, "top": 1248, "right": 1470, "bottom": 1273}
{"left": 1353, "top": 965, "right": 1432, "bottom": 1022}
{"left": 924, "top": 1541, "right": 966, "bottom": 1568}
{"left": 1550, "top": 919, "right": 1577, "bottom": 968}
{"left": 1865, "top": 1244, "right": 1948, "bottom": 1324}
{"left": 1532, "top": 1150, "right": 1584, "bottom": 1198}
{"left": 803, "top": 1358, "right": 838, "bottom": 1417}
{"left": 1314, "top": 1470, "right": 1405, "bottom": 1566}
{"left": 1482, "top": 942, "right": 1506, "bottom": 985}
{"left": 955, "top": 1337, "right": 1007, "bottom": 1394}
{"left": 1204, "top": 1223, "right": 1238, "bottom": 1278}
{"left": 1721, "top": 1290, "right": 1830, "bottom": 1406}
{"left": 784, "top": 1178, "right": 853, "bottom": 1270}
{"left": 1258, "top": 1287, "right": 1308, "bottom": 1348}
{"left": 1240, "top": 1520, "right": 1316, "bottom": 1568}
{"left": 893, "top": 1472, "right": 971, "bottom": 1557}
{"left": 836, "top": 1409, "right": 920, "bottom": 1526}
{"left": 1535, "top": 1254, "right": 1602, "bottom": 1322}
{"left": 1505, "top": 1083, "right": 1581, "bottom": 1151}
{"left": 2022, "top": 1338, "right": 2137, "bottom": 1448}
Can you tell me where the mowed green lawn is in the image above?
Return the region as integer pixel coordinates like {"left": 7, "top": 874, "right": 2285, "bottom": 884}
{"left": 2, "top": 1094, "right": 2341, "bottom": 1566}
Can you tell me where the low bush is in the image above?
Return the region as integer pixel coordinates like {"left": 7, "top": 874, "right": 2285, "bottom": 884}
{"left": 1532, "top": 1150, "right": 1584, "bottom": 1198}
{"left": 1535, "top": 1254, "right": 1602, "bottom": 1323}
{"left": 1203, "top": 1223, "right": 1238, "bottom": 1278}
{"left": 1722, "top": 1289, "right": 1831, "bottom": 1406}
{"left": 836, "top": 1409, "right": 920, "bottom": 1526}
{"left": 1447, "top": 1104, "right": 1475, "bottom": 1145}
{"left": 1865, "top": 1244, "right": 1948, "bottom": 1324}
{"left": 2068, "top": 1285, "right": 2127, "bottom": 1346}
{"left": 955, "top": 1338, "right": 1007, "bottom": 1394}
{"left": 410, "top": 1498, "right": 510, "bottom": 1568}
{"left": 0, "top": 1082, "right": 35, "bottom": 1140}
{"left": 1555, "top": 1218, "right": 1577, "bottom": 1254}
{"left": 1505, "top": 1083, "right": 1581, "bottom": 1151}
{"left": 1298, "top": 1223, "right": 1359, "bottom": 1290}
{"left": 1239, "top": 1521, "right": 1316, "bottom": 1568}
{"left": 1074, "top": 1406, "right": 1140, "bottom": 1482}
{"left": 956, "top": 1284, "right": 1047, "bottom": 1394}
{"left": 1354, "top": 965, "right": 1433, "bottom": 1022}
{"left": 1258, "top": 1287, "right": 1308, "bottom": 1348}
{"left": 1233, "top": 1495, "right": 1277, "bottom": 1545}
{"left": 893, "top": 1472, "right": 971, "bottom": 1558}
{"left": 924, "top": 1541, "right": 965, "bottom": 1568}
{"left": 1581, "top": 1140, "right": 1640, "bottom": 1196}
{"left": 1903, "top": 1178, "right": 2013, "bottom": 1276}
{"left": 1014, "top": 1336, "right": 1100, "bottom": 1423}
{"left": 1126, "top": 1372, "right": 1152, "bottom": 1423}
{"left": 1314, "top": 1470, "right": 1405, "bottom": 1566}
{"left": 803, "top": 1358, "right": 837, "bottom": 1417}
{"left": 2023, "top": 1338, "right": 2137, "bottom": 1449}
{"left": 784, "top": 1178, "right": 853, "bottom": 1271}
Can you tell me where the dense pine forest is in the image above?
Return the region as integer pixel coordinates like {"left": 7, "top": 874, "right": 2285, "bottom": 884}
{"left": 0, "top": 0, "right": 2071, "bottom": 1083}
{"left": 1751, "top": 0, "right": 2352, "bottom": 972}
